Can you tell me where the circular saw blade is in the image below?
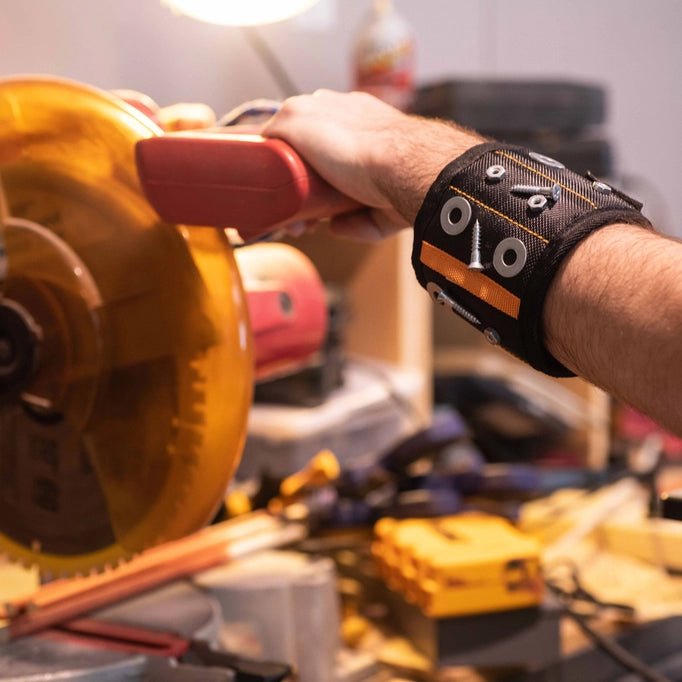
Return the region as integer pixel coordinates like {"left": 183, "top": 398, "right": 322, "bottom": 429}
{"left": 0, "top": 76, "right": 253, "bottom": 575}
{"left": 0, "top": 178, "right": 7, "bottom": 290}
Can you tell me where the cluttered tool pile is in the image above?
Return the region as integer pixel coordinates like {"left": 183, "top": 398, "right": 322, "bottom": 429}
{"left": 1, "top": 76, "right": 682, "bottom": 682}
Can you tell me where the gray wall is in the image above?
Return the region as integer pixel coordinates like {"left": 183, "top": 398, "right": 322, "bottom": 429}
{"left": 2, "top": 0, "right": 680, "bottom": 234}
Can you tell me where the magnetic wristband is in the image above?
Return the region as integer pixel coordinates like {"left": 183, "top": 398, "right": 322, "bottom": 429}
{"left": 412, "top": 142, "right": 652, "bottom": 377}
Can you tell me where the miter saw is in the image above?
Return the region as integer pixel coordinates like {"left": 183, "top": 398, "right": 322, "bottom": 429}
{"left": 0, "top": 76, "right": 341, "bottom": 576}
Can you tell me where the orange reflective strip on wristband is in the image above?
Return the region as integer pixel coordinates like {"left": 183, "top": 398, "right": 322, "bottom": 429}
{"left": 420, "top": 241, "right": 520, "bottom": 319}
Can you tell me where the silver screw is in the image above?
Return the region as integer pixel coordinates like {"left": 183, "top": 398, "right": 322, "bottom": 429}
{"left": 486, "top": 164, "right": 506, "bottom": 182}
{"left": 468, "top": 219, "right": 484, "bottom": 271}
{"left": 427, "top": 283, "right": 481, "bottom": 326}
{"left": 436, "top": 289, "right": 478, "bottom": 322}
{"left": 445, "top": 295, "right": 481, "bottom": 326}
{"left": 512, "top": 183, "right": 561, "bottom": 202}
{"left": 527, "top": 194, "right": 548, "bottom": 212}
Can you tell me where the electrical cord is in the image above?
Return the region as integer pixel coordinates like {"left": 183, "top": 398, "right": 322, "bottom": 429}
{"left": 565, "top": 609, "right": 671, "bottom": 682}
{"left": 241, "top": 26, "right": 300, "bottom": 98}
{"left": 544, "top": 563, "right": 671, "bottom": 682}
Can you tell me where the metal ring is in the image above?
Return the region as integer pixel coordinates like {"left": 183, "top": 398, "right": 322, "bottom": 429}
{"left": 439, "top": 196, "right": 471, "bottom": 236}
{"left": 426, "top": 282, "right": 443, "bottom": 302}
{"left": 493, "top": 238, "right": 527, "bottom": 278}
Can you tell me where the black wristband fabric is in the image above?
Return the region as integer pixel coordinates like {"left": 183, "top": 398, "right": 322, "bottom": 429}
{"left": 412, "top": 142, "right": 653, "bottom": 377}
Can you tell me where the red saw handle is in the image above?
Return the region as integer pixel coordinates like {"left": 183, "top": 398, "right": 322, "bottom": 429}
{"left": 135, "top": 132, "right": 359, "bottom": 238}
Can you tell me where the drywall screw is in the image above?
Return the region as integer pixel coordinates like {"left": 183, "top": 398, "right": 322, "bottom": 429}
{"left": 528, "top": 194, "right": 548, "bottom": 212}
{"left": 441, "top": 293, "right": 481, "bottom": 326}
{"left": 468, "top": 219, "right": 484, "bottom": 271}
{"left": 512, "top": 183, "right": 561, "bottom": 202}
{"left": 426, "top": 283, "right": 481, "bottom": 326}
{"left": 486, "top": 164, "right": 506, "bottom": 182}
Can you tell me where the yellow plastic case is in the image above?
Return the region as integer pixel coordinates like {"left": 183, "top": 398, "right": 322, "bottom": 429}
{"left": 372, "top": 513, "right": 543, "bottom": 618}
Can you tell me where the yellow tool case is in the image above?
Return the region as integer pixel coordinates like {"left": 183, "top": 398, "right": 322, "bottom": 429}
{"left": 372, "top": 513, "right": 543, "bottom": 618}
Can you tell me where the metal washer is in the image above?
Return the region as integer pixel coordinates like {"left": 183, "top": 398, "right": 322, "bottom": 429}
{"left": 426, "top": 281, "right": 444, "bottom": 302}
{"left": 484, "top": 328, "right": 501, "bottom": 345}
{"left": 440, "top": 196, "right": 472, "bottom": 236}
{"left": 493, "top": 238, "right": 527, "bottom": 278}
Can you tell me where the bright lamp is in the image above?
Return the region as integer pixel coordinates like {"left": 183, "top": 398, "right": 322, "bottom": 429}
{"left": 162, "top": 0, "right": 320, "bottom": 26}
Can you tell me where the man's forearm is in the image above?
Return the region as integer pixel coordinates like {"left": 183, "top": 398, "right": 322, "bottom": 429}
{"left": 264, "top": 91, "right": 681, "bottom": 433}
{"left": 545, "top": 224, "right": 682, "bottom": 433}
{"left": 372, "top": 117, "right": 484, "bottom": 224}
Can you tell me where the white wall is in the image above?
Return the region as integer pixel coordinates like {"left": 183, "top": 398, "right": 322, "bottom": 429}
{"left": 2, "top": 0, "right": 680, "bottom": 233}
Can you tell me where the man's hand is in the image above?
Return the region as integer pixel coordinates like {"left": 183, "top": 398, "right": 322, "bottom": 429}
{"left": 262, "top": 90, "right": 483, "bottom": 240}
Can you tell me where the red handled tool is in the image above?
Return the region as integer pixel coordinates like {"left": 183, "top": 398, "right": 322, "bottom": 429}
{"left": 43, "top": 619, "right": 291, "bottom": 681}
{"left": 235, "top": 243, "right": 328, "bottom": 381}
{"left": 135, "top": 132, "right": 358, "bottom": 238}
